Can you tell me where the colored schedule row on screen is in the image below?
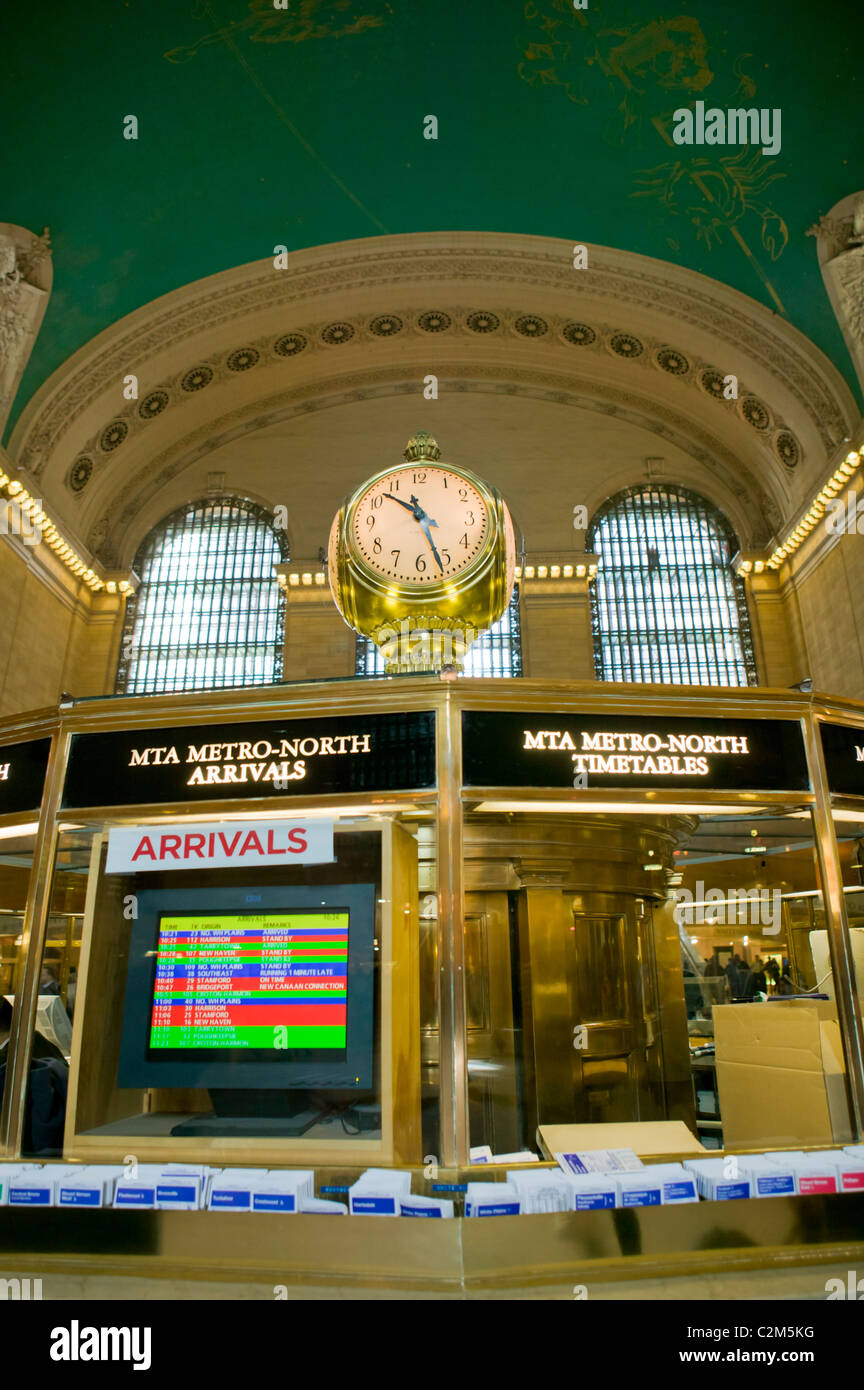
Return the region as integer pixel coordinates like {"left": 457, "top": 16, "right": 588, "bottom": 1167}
{"left": 149, "top": 912, "right": 349, "bottom": 1051}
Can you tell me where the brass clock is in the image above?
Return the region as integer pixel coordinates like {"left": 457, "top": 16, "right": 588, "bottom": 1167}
{"left": 328, "top": 432, "right": 516, "bottom": 672}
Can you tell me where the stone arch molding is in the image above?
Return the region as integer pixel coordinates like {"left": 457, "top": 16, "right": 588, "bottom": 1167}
{"left": 8, "top": 231, "right": 858, "bottom": 564}
{"left": 101, "top": 365, "right": 778, "bottom": 570}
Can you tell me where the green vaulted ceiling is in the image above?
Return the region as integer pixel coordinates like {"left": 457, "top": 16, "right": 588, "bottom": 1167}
{"left": 4, "top": 0, "right": 863, "bottom": 439}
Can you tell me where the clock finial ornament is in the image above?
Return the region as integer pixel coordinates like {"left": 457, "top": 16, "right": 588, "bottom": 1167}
{"left": 403, "top": 431, "right": 441, "bottom": 462}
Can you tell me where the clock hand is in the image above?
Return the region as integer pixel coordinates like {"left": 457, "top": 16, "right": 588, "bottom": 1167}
{"left": 380, "top": 492, "right": 444, "bottom": 567}
{"left": 404, "top": 493, "right": 444, "bottom": 568}
{"left": 409, "top": 494, "right": 439, "bottom": 528}
{"left": 380, "top": 492, "right": 442, "bottom": 568}
{"left": 383, "top": 489, "right": 442, "bottom": 533}
{"left": 419, "top": 516, "right": 445, "bottom": 573}
{"left": 382, "top": 493, "right": 416, "bottom": 514}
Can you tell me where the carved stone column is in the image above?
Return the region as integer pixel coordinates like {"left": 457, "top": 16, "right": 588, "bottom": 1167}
{"left": 278, "top": 561, "right": 356, "bottom": 679}
{"left": 0, "top": 225, "right": 52, "bottom": 435}
{"left": 519, "top": 558, "right": 597, "bottom": 680}
{"left": 809, "top": 194, "right": 864, "bottom": 396}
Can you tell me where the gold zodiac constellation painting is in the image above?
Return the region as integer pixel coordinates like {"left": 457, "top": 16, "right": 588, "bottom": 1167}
{"left": 519, "top": 0, "right": 788, "bottom": 312}
{"left": 164, "top": 0, "right": 391, "bottom": 65}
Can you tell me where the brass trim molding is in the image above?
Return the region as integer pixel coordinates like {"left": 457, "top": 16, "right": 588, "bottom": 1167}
{"left": 1, "top": 1196, "right": 862, "bottom": 1294}
{"left": 4, "top": 676, "right": 856, "bottom": 748}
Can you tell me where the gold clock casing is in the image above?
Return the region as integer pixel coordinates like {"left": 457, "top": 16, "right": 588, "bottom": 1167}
{"left": 328, "top": 441, "right": 516, "bottom": 669}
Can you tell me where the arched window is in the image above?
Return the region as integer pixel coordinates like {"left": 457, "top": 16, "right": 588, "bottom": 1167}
{"left": 355, "top": 585, "right": 523, "bottom": 677}
{"left": 587, "top": 485, "right": 757, "bottom": 686}
{"left": 116, "top": 497, "right": 288, "bottom": 695}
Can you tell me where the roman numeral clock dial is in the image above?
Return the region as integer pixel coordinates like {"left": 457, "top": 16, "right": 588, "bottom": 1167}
{"left": 328, "top": 433, "right": 516, "bottom": 673}
{"left": 351, "top": 468, "right": 488, "bottom": 583}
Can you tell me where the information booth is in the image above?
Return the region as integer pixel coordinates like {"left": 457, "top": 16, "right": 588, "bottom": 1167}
{"left": 1, "top": 678, "right": 864, "bottom": 1295}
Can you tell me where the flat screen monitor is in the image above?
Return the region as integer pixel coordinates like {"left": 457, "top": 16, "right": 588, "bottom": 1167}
{"left": 117, "top": 883, "right": 375, "bottom": 1090}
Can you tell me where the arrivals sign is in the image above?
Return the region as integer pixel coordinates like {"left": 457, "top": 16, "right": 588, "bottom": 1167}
{"left": 819, "top": 722, "right": 864, "bottom": 797}
{"left": 105, "top": 819, "right": 335, "bottom": 874}
{"left": 462, "top": 712, "right": 809, "bottom": 792}
{"left": 0, "top": 737, "right": 52, "bottom": 817}
{"left": 62, "top": 711, "right": 436, "bottom": 809}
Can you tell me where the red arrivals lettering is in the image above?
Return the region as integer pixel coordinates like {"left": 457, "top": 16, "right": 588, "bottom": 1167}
{"left": 128, "top": 825, "right": 310, "bottom": 864}
{"left": 217, "top": 831, "right": 242, "bottom": 857}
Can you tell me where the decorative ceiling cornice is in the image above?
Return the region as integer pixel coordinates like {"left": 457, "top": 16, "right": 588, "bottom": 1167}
{"left": 10, "top": 234, "right": 856, "bottom": 482}
{"left": 85, "top": 360, "right": 783, "bottom": 568}
{"left": 59, "top": 305, "right": 804, "bottom": 510}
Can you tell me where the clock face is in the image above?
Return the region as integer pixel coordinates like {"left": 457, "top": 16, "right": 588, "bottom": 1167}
{"left": 350, "top": 466, "right": 490, "bottom": 585}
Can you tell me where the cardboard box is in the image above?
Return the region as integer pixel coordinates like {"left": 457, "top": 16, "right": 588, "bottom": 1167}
{"left": 538, "top": 1121, "right": 705, "bottom": 1160}
{"left": 713, "top": 1003, "right": 853, "bottom": 1150}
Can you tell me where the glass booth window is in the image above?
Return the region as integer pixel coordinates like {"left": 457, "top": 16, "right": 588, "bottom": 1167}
{"left": 821, "top": 808, "right": 864, "bottom": 1010}
{"left": 670, "top": 808, "right": 852, "bottom": 1151}
{"left": 588, "top": 485, "right": 757, "bottom": 686}
{"left": 0, "top": 821, "right": 81, "bottom": 1158}
{"left": 24, "top": 812, "right": 435, "bottom": 1168}
{"left": 0, "top": 825, "right": 38, "bottom": 1001}
{"left": 460, "top": 803, "right": 854, "bottom": 1159}
{"left": 116, "top": 497, "right": 288, "bottom": 696}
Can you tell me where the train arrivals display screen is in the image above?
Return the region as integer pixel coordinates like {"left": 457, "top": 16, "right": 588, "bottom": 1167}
{"left": 118, "top": 884, "right": 375, "bottom": 1090}
{"left": 149, "top": 911, "right": 349, "bottom": 1054}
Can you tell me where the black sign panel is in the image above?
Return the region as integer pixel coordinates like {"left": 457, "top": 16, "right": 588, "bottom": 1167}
{"left": 0, "top": 737, "right": 52, "bottom": 817}
{"left": 62, "top": 711, "right": 436, "bottom": 809}
{"left": 820, "top": 722, "right": 864, "bottom": 797}
{"left": 462, "top": 711, "right": 809, "bottom": 792}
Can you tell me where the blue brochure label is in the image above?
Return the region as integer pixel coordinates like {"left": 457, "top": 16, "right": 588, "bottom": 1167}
{"left": 663, "top": 1182, "right": 697, "bottom": 1202}
{"left": 621, "top": 1188, "right": 661, "bottom": 1207}
{"left": 157, "top": 1184, "right": 197, "bottom": 1205}
{"left": 115, "top": 1187, "right": 156, "bottom": 1205}
{"left": 60, "top": 1189, "right": 101, "bottom": 1206}
{"left": 351, "top": 1196, "right": 396, "bottom": 1215}
{"left": 253, "top": 1192, "right": 296, "bottom": 1212}
{"left": 716, "top": 1182, "right": 749, "bottom": 1201}
{"left": 10, "top": 1188, "right": 51, "bottom": 1205}
{"left": 574, "top": 1191, "right": 615, "bottom": 1210}
{"left": 756, "top": 1175, "right": 794, "bottom": 1195}
{"left": 210, "top": 1190, "right": 252, "bottom": 1209}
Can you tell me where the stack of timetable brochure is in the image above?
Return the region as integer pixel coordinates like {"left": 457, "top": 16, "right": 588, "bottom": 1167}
{"left": 549, "top": 1151, "right": 699, "bottom": 1207}
{"left": 2, "top": 1151, "right": 864, "bottom": 1213}
{"left": 538, "top": 1121, "right": 706, "bottom": 1160}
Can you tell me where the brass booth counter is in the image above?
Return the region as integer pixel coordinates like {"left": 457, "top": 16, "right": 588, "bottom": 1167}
{"left": 1, "top": 677, "right": 864, "bottom": 1294}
